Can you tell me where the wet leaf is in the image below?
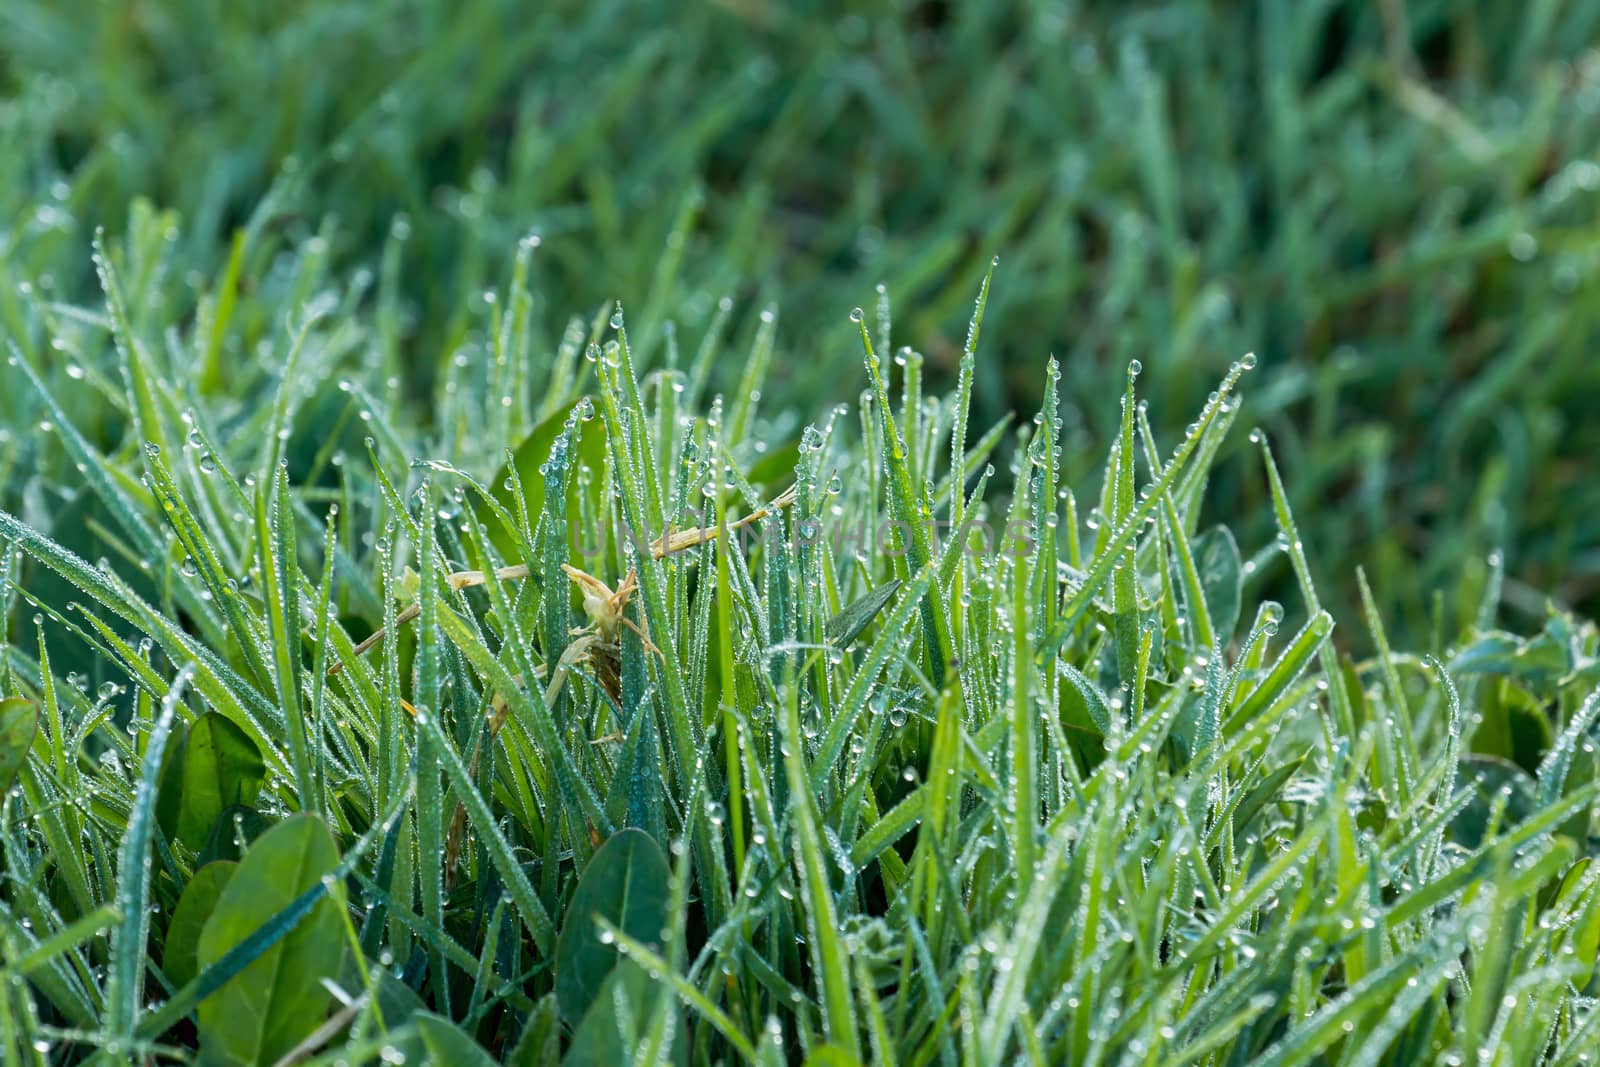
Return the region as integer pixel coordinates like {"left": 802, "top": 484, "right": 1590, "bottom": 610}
{"left": 825, "top": 579, "right": 902, "bottom": 649}
{"left": 564, "top": 961, "right": 680, "bottom": 1067}
{"left": 163, "top": 861, "right": 237, "bottom": 989}
{"left": 0, "top": 696, "right": 38, "bottom": 794}
{"left": 196, "top": 814, "right": 346, "bottom": 1065}
{"left": 1448, "top": 755, "right": 1539, "bottom": 850}
{"left": 415, "top": 1011, "right": 498, "bottom": 1066}
{"left": 556, "top": 828, "right": 671, "bottom": 1025}
{"left": 1191, "top": 525, "right": 1241, "bottom": 644}
{"left": 177, "top": 713, "right": 267, "bottom": 849}
{"left": 197, "top": 806, "right": 277, "bottom": 866}
{"left": 487, "top": 398, "right": 607, "bottom": 555}
{"left": 506, "top": 993, "right": 561, "bottom": 1067}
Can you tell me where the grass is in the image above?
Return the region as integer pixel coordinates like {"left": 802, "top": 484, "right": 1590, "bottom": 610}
{"left": 0, "top": 232, "right": 1596, "bottom": 1064}
{"left": 1, "top": 2, "right": 1599, "bottom": 1063}
{"left": 3, "top": 1, "right": 1600, "bottom": 635}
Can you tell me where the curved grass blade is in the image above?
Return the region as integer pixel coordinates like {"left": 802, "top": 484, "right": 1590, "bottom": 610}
{"left": 104, "top": 664, "right": 193, "bottom": 1045}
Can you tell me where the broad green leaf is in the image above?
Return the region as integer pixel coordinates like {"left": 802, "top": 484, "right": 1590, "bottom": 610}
{"left": 178, "top": 713, "right": 267, "bottom": 849}
{"left": 556, "top": 828, "right": 672, "bottom": 1024}
{"left": 507, "top": 993, "right": 561, "bottom": 1067}
{"left": 824, "top": 579, "right": 902, "bottom": 649}
{"left": 415, "top": 1011, "right": 498, "bottom": 1066}
{"left": 339, "top": 951, "right": 427, "bottom": 1031}
{"left": 1191, "top": 525, "right": 1242, "bottom": 646}
{"left": 1451, "top": 611, "right": 1586, "bottom": 699}
{"left": 137, "top": 785, "right": 412, "bottom": 1047}
{"left": 1473, "top": 680, "right": 1554, "bottom": 775}
{"left": 1450, "top": 633, "right": 1533, "bottom": 676}
{"left": 163, "top": 862, "right": 238, "bottom": 989}
{"left": 155, "top": 721, "right": 188, "bottom": 843}
{"left": 196, "top": 813, "right": 347, "bottom": 1066}
{"left": 0, "top": 696, "right": 37, "bottom": 794}
{"left": 488, "top": 397, "right": 607, "bottom": 554}
{"left": 746, "top": 439, "right": 801, "bottom": 494}
{"left": 1449, "top": 755, "right": 1539, "bottom": 849}
{"left": 565, "top": 961, "right": 682, "bottom": 1067}
{"left": 1059, "top": 663, "right": 1112, "bottom": 736}
{"left": 198, "top": 805, "right": 277, "bottom": 866}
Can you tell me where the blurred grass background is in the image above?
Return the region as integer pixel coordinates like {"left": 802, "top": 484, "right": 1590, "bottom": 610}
{"left": 2, "top": 0, "right": 1598, "bottom": 637}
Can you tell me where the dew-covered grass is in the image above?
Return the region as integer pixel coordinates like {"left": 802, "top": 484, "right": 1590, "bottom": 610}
{"left": 4, "top": 1, "right": 1600, "bottom": 633}
{"left": 3, "top": 3, "right": 1600, "bottom": 1064}
{"left": 0, "top": 234, "right": 1597, "bottom": 1063}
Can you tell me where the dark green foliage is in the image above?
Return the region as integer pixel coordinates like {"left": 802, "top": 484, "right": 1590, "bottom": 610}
{"left": 0, "top": 697, "right": 36, "bottom": 794}
{"left": 1, "top": 3, "right": 1599, "bottom": 1064}
{"left": 555, "top": 829, "right": 672, "bottom": 1025}
{"left": 194, "top": 815, "right": 346, "bottom": 1064}
{"left": 3, "top": 1, "right": 1599, "bottom": 636}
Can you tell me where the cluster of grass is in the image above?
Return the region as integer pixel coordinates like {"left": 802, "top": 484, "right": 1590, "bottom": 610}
{"left": 0, "top": 226, "right": 1597, "bottom": 1064}
{"left": 4, "top": 0, "right": 1600, "bottom": 633}
{"left": 3, "top": 2, "right": 1600, "bottom": 1063}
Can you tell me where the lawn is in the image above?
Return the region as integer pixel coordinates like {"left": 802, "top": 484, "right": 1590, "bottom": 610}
{"left": 1, "top": 2, "right": 1598, "bottom": 1064}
